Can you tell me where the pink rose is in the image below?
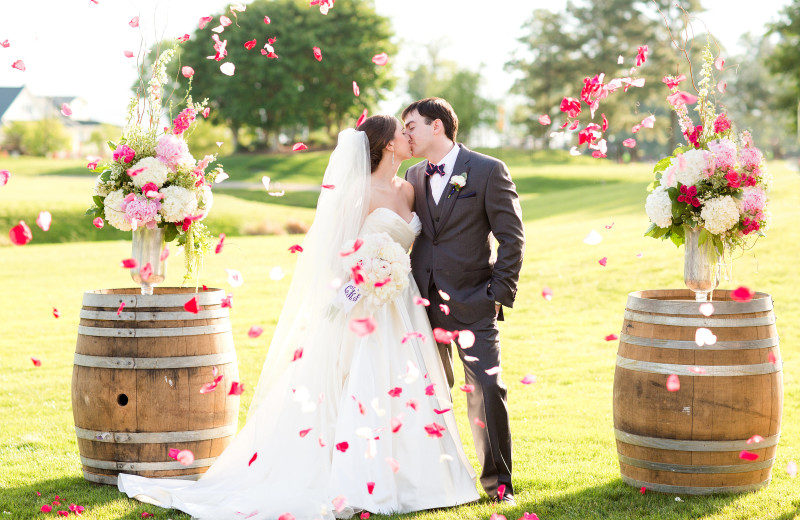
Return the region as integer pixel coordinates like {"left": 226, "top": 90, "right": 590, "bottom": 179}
{"left": 113, "top": 144, "right": 136, "bottom": 163}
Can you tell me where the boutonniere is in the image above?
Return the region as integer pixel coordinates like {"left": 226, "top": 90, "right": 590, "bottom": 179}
{"left": 448, "top": 171, "right": 468, "bottom": 198}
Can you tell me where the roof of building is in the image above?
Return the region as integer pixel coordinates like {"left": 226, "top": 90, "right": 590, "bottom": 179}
{"left": 0, "top": 86, "right": 24, "bottom": 119}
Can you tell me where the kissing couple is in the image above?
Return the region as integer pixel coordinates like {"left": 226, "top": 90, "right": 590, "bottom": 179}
{"left": 118, "top": 97, "right": 526, "bottom": 518}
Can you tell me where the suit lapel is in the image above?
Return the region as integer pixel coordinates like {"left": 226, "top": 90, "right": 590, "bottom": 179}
{"left": 413, "top": 162, "right": 436, "bottom": 237}
{"left": 434, "top": 145, "right": 471, "bottom": 238}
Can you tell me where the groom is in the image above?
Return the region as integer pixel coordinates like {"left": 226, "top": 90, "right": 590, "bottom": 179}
{"left": 402, "top": 98, "right": 525, "bottom": 504}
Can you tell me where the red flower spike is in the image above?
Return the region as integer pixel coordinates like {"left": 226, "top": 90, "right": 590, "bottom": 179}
{"left": 731, "top": 286, "right": 754, "bottom": 302}
{"left": 288, "top": 244, "right": 303, "bottom": 253}
{"left": 184, "top": 297, "right": 200, "bottom": 314}
{"left": 229, "top": 382, "right": 245, "bottom": 395}
{"left": 9, "top": 220, "right": 32, "bottom": 245}
{"left": 604, "top": 334, "right": 619, "bottom": 341}
{"left": 248, "top": 452, "right": 257, "bottom": 466}
{"left": 739, "top": 450, "right": 759, "bottom": 461}
{"left": 31, "top": 357, "right": 42, "bottom": 367}
{"left": 335, "top": 442, "right": 349, "bottom": 453}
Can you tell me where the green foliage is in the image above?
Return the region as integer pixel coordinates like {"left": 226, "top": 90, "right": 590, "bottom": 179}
{"left": 1, "top": 119, "right": 72, "bottom": 157}
{"left": 767, "top": 0, "right": 800, "bottom": 136}
{"left": 167, "top": 0, "right": 396, "bottom": 149}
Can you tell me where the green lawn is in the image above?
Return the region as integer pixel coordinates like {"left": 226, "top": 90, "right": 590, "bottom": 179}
{"left": 1, "top": 155, "right": 799, "bottom": 519}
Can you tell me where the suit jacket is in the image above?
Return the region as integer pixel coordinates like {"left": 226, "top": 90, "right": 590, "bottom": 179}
{"left": 405, "top": 144, "right": 525, "bottom": 324}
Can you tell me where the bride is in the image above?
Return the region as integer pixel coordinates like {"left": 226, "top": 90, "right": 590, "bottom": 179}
{"left": 118, "top": 116, "right": 480, "bottom": 519}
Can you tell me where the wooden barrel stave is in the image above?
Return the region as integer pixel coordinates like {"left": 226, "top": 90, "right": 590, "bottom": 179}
{"left": 613, "top": 289, "right": 782, "bottom": 494}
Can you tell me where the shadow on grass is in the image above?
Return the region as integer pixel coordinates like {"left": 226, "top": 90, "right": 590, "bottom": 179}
{"left": 0, "top": 475, "right": 190, "bottom": 520}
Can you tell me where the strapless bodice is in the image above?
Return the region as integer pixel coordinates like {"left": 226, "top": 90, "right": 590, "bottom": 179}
{"left": 360, "top": 208, "right": 421, "bottom": 251}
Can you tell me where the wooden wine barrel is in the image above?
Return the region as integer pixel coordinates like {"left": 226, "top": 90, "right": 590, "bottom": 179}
{"left": 72, "top": 288, "right": 240, "bottom": 485}
{"left": 613, "top": 289, "right": 782, "bottom": 495}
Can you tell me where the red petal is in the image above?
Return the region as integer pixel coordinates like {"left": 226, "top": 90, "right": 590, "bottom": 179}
{"left": 52, "top": 308, "right": 60, "bottom": 318}
{"left": 184, "top": 297, "right": 200, "bottom": 314}
{"left": 640, "top": 486, "right": 646, "bottom": 494}
{"left": 11, "top": 60, "right": 25, "bottom": 72}
{"left": 715, "top": 56, "right": 725, "bottom": 70}
{"left": 768, "top": 352, "right": 778, "bottom": 364}
{"left": 9, "top": 221, "right": 32, "bottom": 245}
{"left": 129, "top": 16, "right": 140, "bottom": 27}
{"left": 0, "top": 169, "right": 9, "bottom": 186}
{"left": 264, "top": 16, "right": 271, "bottom": 24}
{"left": 739, "top": 450, "right": 759, "bottom": 461}
{"left": 414, "top": 297, "right": 430, "bottom": 306}
{"left": 121, "top": 258, "right": 138, "bottom": 268}
{"left": 349, "top": 317, "right": 376, "bottom": 337}
{"left": 229, "top": 382, "right": 245, "bottom": 395}
{"left": 93, "top": 217, "right": 104, "bottom": 228}
{"left": 473, "top": 417, "right": 485, "bottom": 428}
{"left": 177, "top": 34, "right": 190, "bottom": 42}
{"left": 244, "top": 39, "right": 257, "bottom": 50}
{"left": 388, "top": 387, "right": 402, "bottom": 397}
{"left": 313, "top": 46, "right": 322, "bottom": 61}
{"left": 367, "top": 482, "right": 375, "bottom": 494}
{"left": 460, "top": 384, "right": 474, "bottom": 392}
{"left": 439, "top": 303, "right": 450, "bottom": 315}
{"left": 604, "top": 334, "right": 619, "bottom": 341}
{"left": 160, "top": 246, "right": 170, "bottom": 262}
{"left": 31, "top": 357, "right": 42, "bottom": 367}
{"left": 181, "top": 66, "right": 194, "bottom": 78}
{"left": 356, "top": 109, "right": 368, "bottom": 127}
{"left": 432, "top": 327, "right": 458, "bottom": 344}
{"left": 538, "top": 114, "right": 551, "bottom": 125}
{"left": 598, "top": 257, "right": 607, "bottom": 266}
{"left": 116, "top": 302, "right": 126, "bottom": 316}
{"left": 601, "top": 113, "right": 608, "bottom": 132}
{"left": 292, "top": 142, "right": 308, "bottom": 151}
{"left": 371, "top": 52, "right": 389, "bottom": 66}
{"left": 248, "top": 325, "right": 263, "bottom": 338}
{"left": 291, "top": 348, "right": 303, "bottom": 361}
{"left": 199, "top": 16, "right": 213, "bottom": 29}
{"left": 520, "top": 374, "right": 536, "bottom": 384}
{"left": 731, "top": 286, "right": 754, "bottom": 302}
{"left": 248, "top": 452, "right": 257, "bottom": 466}
{"left": 353, "top": 81, "right": 360, "bottom": 96}
{"left": 335, "top": 441, "right": 349, "bottom": 453}
{"left": 406, "top": 399, "right": 418, "bottom": 411}
{"left": 623, "top": 138, "right": 636, "bottom": 148}
{"left": 434, "top": 408, "right": 451, "bottom": 414}
{"left": 61, "top": 103, "right": 72, "bottom": 117}
{"left": 288, "top": 244, "right": 303, "bottom": 253}
{"left": 666, "top": 374, "right": 680, "bottom": 392}
{"left": 176, "top": 449, "right": 194, "bottom": 466}
{"left": 299, "top": 428, "right": 312, "bottom": 438}
{"left": 425, "top": 384, "right": 435, "bottom": 396}
{"left": 498, "top": 484, "right": 506, "bottom": 500}
{"left": 124, "top": 51, "right": 134, "bottom": 58}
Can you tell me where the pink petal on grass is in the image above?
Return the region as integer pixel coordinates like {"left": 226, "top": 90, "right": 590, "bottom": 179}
{"left": 460, "top": 384, "right": 475, "bottom": 392}
{"left": 12, "top": 60, "right": 25, "bottom": 71}
{"left": 53, "top": 308, "right": 60, "bottom": 318}
{"left": 176, "top": 450, "right": 194, "bottom": 466}
{"left": 9, "top": 221, "right": 32, "bottom": 245}
{"left": 61, "top": 103, "right": 72, "bottom": 117}
{"left": 182, "top": 66, "right": 194, "bottom": 78}
{"left": 184, "top": 297, "right": 200, "bottom": 314}
{"left": 538, "top": 114, "right": 551, "bottom": 125}
{"left": 598, "top": 257, "right": 607, "bottom": 266}
{"left": 248, "top": 325, "right": 263, "bottom": 338}
{"left": 371, "top": 52, "right": 388, "bottom": 65}
{"left": 36, "top": 211, "right": 52, "bottom": 231}
{"left": 605, "top": 334, "right": 619, "bottom": 341}
{"left": 349, "top": 317, "right": 377, "bottom": 337}
{"left": 229, "top": 382, "right": 245, "bottom": 395}
{"left": 292, "top": 142, "right": 308, "bottom": 151}
{"left": 542, "top": 286, "right": 554, "bottom": 301}
{"left": 666, "top": 374, "right": 680, "bottom": 392}
{"left": 0, "top": 170, "right": 9, "bottom": 186}
{"left": 356, "top": 109, "right": 368, "bottom": 127}
{"left": 353, "top": 81, "right": 360, "bottom": 96}
{"left": 731, "top": 286, "right": 754, "bottom": 302}
{"left": 520, "top": 374, "right": 537, "bottom": 385}
{"left": 739, "top": 450, "right": 759, "bottom": 461}
{"left": 41, "top": 505, "right": 52, "bottom": 513}
{"left": 31, "top": 357, "right": 42, "bottom": 367}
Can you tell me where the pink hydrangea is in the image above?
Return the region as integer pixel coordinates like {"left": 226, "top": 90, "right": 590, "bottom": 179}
{"left": 113, "top": 144, "right": 136, "bottom": 163}
{"left": 707, "top": 138, "right": 737, "bottom": 171}
{"left": 741, "top": 186, "right": 767, "bottom": 214}
{"left": 156, "top": 134, "right": 191, "bottom": 171}
{"left": 172, "top": 108, "right": 197, "bottom": 135}
{"left": 739, "top": 146, "right": 763, "bottom": 170}
{"left": 124, "top": 195, "right": 161, "bottom": 228}
{"left": 713, "top": 113, "right": 731, "bottom": 134}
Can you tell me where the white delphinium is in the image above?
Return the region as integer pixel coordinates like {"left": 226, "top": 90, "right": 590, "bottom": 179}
{"left": 159, "top": 185, "right": 198, "bottom": 222}
{"left": 645, "top": 185, "right": 673, "bottom": 228}
{"left": 700, "top": 195, "right": 739, "bottom": 235}
{"left": 130, "top": 156, "right": 169, "bottom": 189}
{"left": 103, "top": 189, "right": 132, "bottom": 231}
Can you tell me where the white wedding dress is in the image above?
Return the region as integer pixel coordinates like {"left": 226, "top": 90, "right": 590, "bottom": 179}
{"left": 118, "top": 208, "right": 480, "bottom": 520}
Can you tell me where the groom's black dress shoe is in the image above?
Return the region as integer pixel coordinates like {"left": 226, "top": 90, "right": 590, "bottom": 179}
{"left": 491, "top": 493, "right": 516, "bottom": 505}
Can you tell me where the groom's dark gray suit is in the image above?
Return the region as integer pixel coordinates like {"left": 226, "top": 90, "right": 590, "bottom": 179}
{"left": 405, "top": 144, "right": 525, "bottom": 498}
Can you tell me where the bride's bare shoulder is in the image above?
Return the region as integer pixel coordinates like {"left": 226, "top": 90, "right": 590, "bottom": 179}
{"left": 397, "top": 178, "right": 414, "bottom": 206}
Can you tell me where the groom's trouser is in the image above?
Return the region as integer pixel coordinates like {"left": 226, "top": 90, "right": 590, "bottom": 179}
{"left": 427, "top": 284, "right": 513, "bottom": 498}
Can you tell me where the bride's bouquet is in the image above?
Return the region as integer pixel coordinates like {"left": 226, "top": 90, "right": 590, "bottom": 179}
{"left": 341, "top": 232, "right": 411, "bottom": 308}
{"left": 86, "top": 48, "right": 225, "bottom": 282}
{"left": 644, "top": 43, "right": 770, "bottom": 256}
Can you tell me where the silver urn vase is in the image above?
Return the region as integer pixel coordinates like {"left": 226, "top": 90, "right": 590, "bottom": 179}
{"left": 131, "top": 227, "right": 167, "bottom": 295}
{"left": 683, "top": 226, "right": 720, "bottom": 301}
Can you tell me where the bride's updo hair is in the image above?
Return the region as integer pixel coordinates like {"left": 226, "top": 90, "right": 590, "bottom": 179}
{"left": 357, "top": 115, "right": 398, "bottom": 172}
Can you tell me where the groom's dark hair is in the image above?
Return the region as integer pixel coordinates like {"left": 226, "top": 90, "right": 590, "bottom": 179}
{"left": 402, "top": 98, "right": 458, "bottom": 142}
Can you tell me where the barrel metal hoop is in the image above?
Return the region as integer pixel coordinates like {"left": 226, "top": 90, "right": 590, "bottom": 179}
{"left": 618, "top": 453, "right": 775, "bottom": 474}
{"left": 74, "top": 424, "right": 237, "bottom": 443}
{"left": 615, "top": 429, "right": 780, "bottom": 451}
{"left": 621, "top": 475, "right": 770, "bottom": 495}
{"left": 619, "top": 333, "right": 779, "bottom": 351}
{"left": 81, "top": 455, "right": 216, "bottom": 471}
{"left": 77, "top": 323, "right": 232, "bottom": 338}
{"left": 626, "top": 293, "right": 773, "bottom": 315}
{"left": 73, "top": 352, "right": 237, "bottom": 369}
{"left": 623, "top": 310, "right": 775, "bottom": 328}
{"left": 82, "top": 471, "right": 202, "bottom": 485}
{"left": 82, "top": 289, "right": 226, "bottom": 309}
{"left": 616, "top": 355, "right": 782, "bottom": 376}
{"left": 80, "top": 308, "right": 230, "bottom": 321}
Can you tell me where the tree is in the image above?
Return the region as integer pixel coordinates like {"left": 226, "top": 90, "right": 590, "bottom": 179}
{"left": 767, "top": 0, "right": 800, "bottom": 139}
{"left": 158, "top": 0, "right": 395, "bottom": 151}
{"left": 505, "top": 0, "right": 704, "bottom": 159}
{"left": 1, "top": 119, "right": 71, "bottom": 156}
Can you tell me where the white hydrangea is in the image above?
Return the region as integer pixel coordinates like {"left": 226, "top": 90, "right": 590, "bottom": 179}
{"left": 661, "top": 164, "right": 678, "bottom": 188}
{"left": 159, "top": 185, "right": 198, "bottom": 222}
{"left": 130, "top": 156, "right": 169, "bottom": 189}
{"left": 700, "top": 195, "right": 740, "bottom": 235}
{"left": 675, "top": 149, "right": 712, "bottom": 186}
{"left": 94, "top": 175, "right": 111, "bottom": 196}
{"left": 645, "top": 185, "right": 673, "bottom": 228}
{"left": 103, "top": 189, "right": 132, "bottom": 231}
{"left": 197, "top": 185, "right": 213, "bottom": 220}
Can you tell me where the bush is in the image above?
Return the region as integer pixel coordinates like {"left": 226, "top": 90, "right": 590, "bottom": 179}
{"left": 1, "top": 119, "right": 72, "bottom": 156}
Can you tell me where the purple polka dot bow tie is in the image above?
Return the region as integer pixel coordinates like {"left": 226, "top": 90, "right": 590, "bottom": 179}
{"left": 425, "top": 162, "right": 446, "bottom": 176}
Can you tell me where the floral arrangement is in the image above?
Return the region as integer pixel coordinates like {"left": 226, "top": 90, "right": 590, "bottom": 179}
{"left": 644, "top": 43, "right": 770, "bottom": 256}
{"left": 341, "top": 232, "right": 411, "bottom": 308}
{"left": 86, "top": 48, "right": 225, "bottom": 282}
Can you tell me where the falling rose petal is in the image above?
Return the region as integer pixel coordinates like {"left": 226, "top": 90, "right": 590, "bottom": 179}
{"left": 288, "top": 244, "right": 303, "bottom": 253}
{"left": 292, "top": 142, "right": 308, "bottom": 151}
{"left": 592, "top": 151, "right": 607, "bottom": 159}
{"left": 688, "top": 366, "right": 707, "bottom": 374}
{"left": 460, "top": 384, "right": 475, "bottom": 392}
{"left": 353, "top": 81, "right": 360, "bottom": 96}
{"left": 598, "top": 257, "right": 607, "bottom": 267}
{"left": 424, "top": 422, "right": 446, "bottom": 438}
{"left": 220, "top": 62, "right": 235, "bottom": 76}
{"left": 463, "top": 355, "right": 479, "bottom": 362}
{"left": 485, "top": 366, "right": 502, "bottom": 376}
{"left": 36, "top": 211, "right": 52, "bottom": 231}
{"left": 349, "top": 317, "right": 377, "bottom": 337}
{"left": 699, "top": 303, "right": 715, "bottom": 316}
{"left": 9, "top": 221, "right": 32, "bottom": 245}
{"left": 498, "top": 484, "right": 506, "bottom": 501}
{"left": 291, "top": 348, "right": 303, "bottom": 361}
{"left": 437, "top": 290, "right": 451, "bottom": 301}
{"left": 636, "top": 252, "right": 643, "bottom": 258}
{"left": 264, "top": 15, "right": 271, "bottom": 24}
{"left": 215, "top": 171, "right": 229, "bottom": 183}
{"left": 715, "top": 56, "right": 725, "bottom": 70}
{"left": 666, "top": 374, "right": 680, "bottom": 392}
{"left": 12, "top": 60, "right": 25, "bottom": 71}
{"left": 177, "top": 34, "right": 190, "bottom": 42}
{"left": 623, "top": 138, "right": 636, "bottom": 148}
{"left": 367, "top": 481, "right": 375, "bottom": 494}
{"left": 372, "top": 52, "right": 389, "bottom": 66}
{"left": 401, "top": 331, "right": 425, "bottom": 344}
{"left": 0, "top": 170, "right": 9, "bottom": 186}
{"left": 695, "top": 327, "right": 717, "bottom": 346}
{"left": 731, "top": 286, "right": 754, "bottom": 302}
{"left": 338, "top": 238, "right": 364, "bottom": 256}
{"left": 640, "top": 486, "right": 646, "bottom": 494}
{"left": 414, "top": 296, "right": 430, "bottom": 306}
{"left": 116, "top": 302, "right": 126, "bottom": 316}
{"left": 717, "top": 80, "right": 727, "bottom": 93}
{"left": 226, "top": 268, "right": 243, "bottom": 287}
{"left": 739, "top": 450, "right": 759, "bottom": 461}
{"left": 229, "top": 382, "right": 245, "bottom": 395}
{"left": 747, "top": 435, "right": 765, "bottom": 444}
{"left": 124, "top": 50, "right": 135, "bottom": 58}
{"left": 332, "top": 496, "right": 347, "bottom": 512}
{"left": 356, "top": 109, "right": 368, "bottom": 127}
{"left": 520, "top": 374, "right": 537, "bottom": 385}
{"left": 0, "top": 40, "right": 9, "bottom": 48}
{"left": 245, "top": 39, "right": 257, "bottom": 50}
{"left": 425, "top": 384, "right": 435, "bottom": 396}
{"left": 432, "top": 328, "right": 458, "bottom": 344}
{"left": 541, "top": 286, "right": 554, "bottom": 301}
{"left": 434, "top": 408, "right": 451, "bottom": 415}
{"left": 583, "top": 230, "right": 602, "bottom": 245}
{"left": 406, "top": 399, "right": 418, "bottom": 411}
{"left": 248, "top": 452, "right": 257, "bottom": 466}
{"left": 439, "top": 304, "right": 450, "bottom": 316}
{"left": 312, "top": 46, "right": 323, "bottom": 61}
{"left": 278, "top": 515, "right": 295, "bottom": 520}
{"left": 604, "top": 334, "right": 619, "bottom": 341}
{"left": 787, "top": 461, "right": 797, "bottom": 477}
{"left": 60, "top": 103, "right": 72, "bottom": 117}
{"left": 184, "top": 297, "right": 200, "bottom": 314}
{"left": 248, "top": 325, "right": 263, "bottom": 338}
{"left": 388, "top": 387, "right": 402, "bottom": 397}
{"left": 181, "top": 66, "right": 195, "bottom": 78}
{"left": 129, "top": 16, "right": 140, "bottom": 27}
{"left": 768, "top": 351, "right": 778, "bottom": 364}
{"left": 605, "top": 222, "right": 615, "bottom": 229}
{"left": 569, "top": 146, "right": 582, "bottom": 156}
{"left": 53, "top": 308, "right": 60, "bottom": 318}
{"left": 473, "top": 417, "right": 485, "bottom": 428}
{"left": 176, "top": 450, "right": 194, "bottom": 466}
{"left": 199, "top": 16, "right": 214, "bottom": 29}
{"left": 220, "top": 15, "right": 232, "bottom": 26}
{"left": 299, "top": 428, "right": 312, "bottom": 438}
{"left": 538, "top": 114, "right": 551, "bottom": 126}
{"left": 31, "top": 357, "right": 42, "bottom": 367}
{"left": 335, "top": 442, "right": 349, "bottom": 453}
{"left": 458, "top": 330, "right": 476, "bottom": 348}
{"left": 322, "top": 184, "right": 335, "bottom": 190}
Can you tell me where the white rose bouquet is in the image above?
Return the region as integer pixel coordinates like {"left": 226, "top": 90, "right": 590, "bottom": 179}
{"left": 86, "top": 48, "right": 225, "bottom": 282}
{"left": 341, "top": 232, "right": 411, "bottom": 308}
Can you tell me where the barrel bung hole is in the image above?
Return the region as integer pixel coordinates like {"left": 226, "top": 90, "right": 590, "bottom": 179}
{"left": 117, "top": 393, "right": 129, "bottom": 406}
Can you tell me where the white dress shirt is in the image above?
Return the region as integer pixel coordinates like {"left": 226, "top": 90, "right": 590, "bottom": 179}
{"left": 429, "top": 144, "right": 461, "bottom": 204}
